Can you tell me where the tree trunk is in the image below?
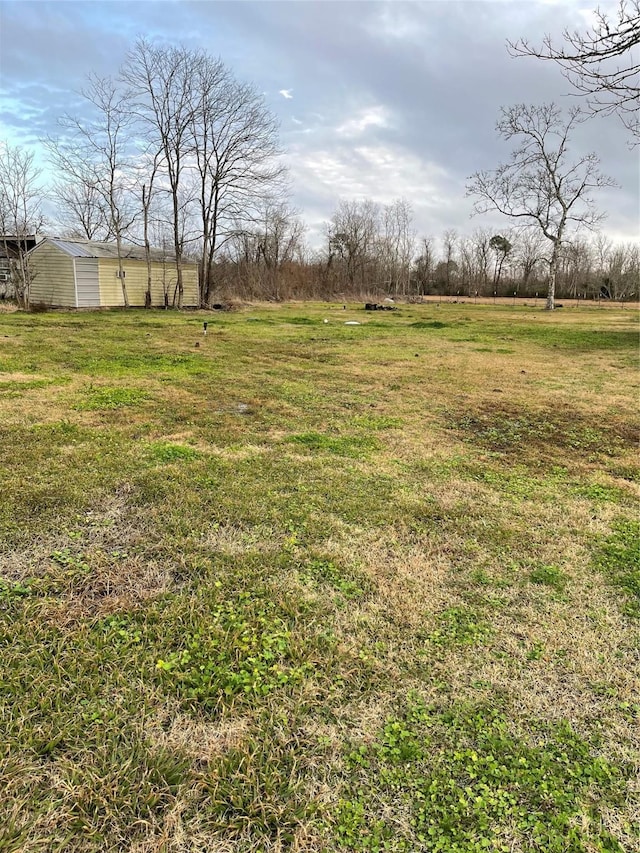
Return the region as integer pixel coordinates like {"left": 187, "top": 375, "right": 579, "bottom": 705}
{"left": 171, "top": 189, "right": 183, "bottom": 309}
{"left": 143, "top": 184, "right": 152, "bottom": 308}
{"left": 546, "top": 241, "right": 559, "bottom": 310}
{"left": 115, "top": 231, "right": 129, "bottom": 308}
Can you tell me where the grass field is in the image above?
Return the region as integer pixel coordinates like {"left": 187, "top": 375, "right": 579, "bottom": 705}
{"left": 0, "top": 301, "right": 638, "bottom": 853}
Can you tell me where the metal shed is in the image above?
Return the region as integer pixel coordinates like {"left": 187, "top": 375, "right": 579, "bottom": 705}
{"left": 28, "top": 237, "right": 199, "bottom": 308}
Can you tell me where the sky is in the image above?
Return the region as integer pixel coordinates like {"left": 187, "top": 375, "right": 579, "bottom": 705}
{"left": 0, "top": 0, "right": 638, "bottom": 249}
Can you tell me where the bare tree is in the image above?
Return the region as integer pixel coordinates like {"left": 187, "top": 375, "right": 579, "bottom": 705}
{"left": 413, "top": 236, "right": 435, "bottom": 295}
{"left": 187, "top": 56, "right": 286, "bottom": 304}
{"left": 121, "top": 39, "right": 198, "bottom": 308}
{"left": 599, "top": 240, "right": 639, "bottom": 299}
{"left": 557, "top": 238, "right": 593, "bottom": 297}
{"left": 47, "top": 74, "right": 136, "bottom": 306}
{"left": 472, "top": 228, "right": 493, "bottom": 294}
{"left": 51, "top": 179, "right": 111, "bottom": 240}
{"left": 0, "top": 142, "right": 45, "bottom": 307}
{"left": 466, "top": 103, "right": 616, "bottom": 309}
{"left": 513, "top": 229, "right": 546, "bottom": 292}
{"left": 379, "top": 199, "right": 415, "bottom": 295}
{"left": 121, "top": 39, "right": 286, "bottom": 307}
{"left": 133, "top": 145, "right": 164, "bottom": 308}
{"left": 328, "top": 199, "right": 379, "bottom": 290}
{"left": 228, "top": 200, "right": 304, "bottom": 300}
{"left": 509, "top": 1, "right": 640, "bottom": 141}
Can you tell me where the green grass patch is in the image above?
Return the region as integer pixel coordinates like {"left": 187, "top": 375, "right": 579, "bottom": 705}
{"left": 287, "top": 431, "right": 381, "bottom": 457}
{"left": 299, "top": 558, "right": 368, "bottom": 600}
{"left": 427, "top": 607, "right": 491, "bottom": 648}
{"left": 147, "top": 441, "right": 202, "bottom": 463}
{"left": 528, "top": 564, "right": 567, "bottom": 591}
{"left": 76, "top": 385, "right": 150, "bottom": 410}
{"left": 155, "top": 590, "right": 312, "bottom": 711}
{"left": 594, "top": 519, "right": 640, "bottom": 617}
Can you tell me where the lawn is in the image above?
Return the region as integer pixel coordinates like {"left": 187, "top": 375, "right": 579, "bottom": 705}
{"left": 0, "top": 301, "right": 638, "bottom": 852}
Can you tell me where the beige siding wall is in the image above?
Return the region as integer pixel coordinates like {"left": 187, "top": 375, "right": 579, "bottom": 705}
{"left": 29, "top": 242, "right": 76, "bottom": 307}
{"left": 98, "top": 259, "right": 199, "bottom": 307}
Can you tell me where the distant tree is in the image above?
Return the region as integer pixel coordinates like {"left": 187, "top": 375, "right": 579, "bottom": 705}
{"left": 187, "top": 56, "right": 286, "bottom": 304}
{"left": 328, "top": 199, "right": 379, "bottom": 289}
{"left": 509, "top": 1, "right": 640, "bottom": 141}
{"left": 0, "top": 142, "right": 45, "bottom": 308}
{"left": 434, "top": 258, "right": 459, "bottom": 293}
{"left": 413, "top": 236, "right": 435, "bottom": 294}
{"left": 513, "top": 229, "right": 546, "bottom": 291}
{"left": 489, "top": 234, "right": 513, "bottom": 289}
{"left": 466, "top": 103, "right": 615, "bottom": 309}
{"left": 441, "top": 229, "right": 458, "bottom": 295}
{"left": 235, "top": 199, "right": 304, "bottom": 300}
{"left": 471, "top": 228, "right": 493, "bottom": 295}
{"left": 380, "top": 199, "right": 415, "bottom": 295}
{"left": 121, "top": 40, "right": 196, "bottom": 308}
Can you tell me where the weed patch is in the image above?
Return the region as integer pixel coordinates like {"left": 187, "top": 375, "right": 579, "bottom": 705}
{"left": 427, "top": 607, "right": 491, "bottom": 648}
{"left": 147, "top": 441, "right": 202, "bottom": 463}
{"left": 156, "top": 591, "right": 312, "bottom": 711}
{"left": 449, "top": 402, "right": 638, "bottom": 460}
{"left": 410, "top": 321, "right": 448, "bottom": 329}
{"left": 300, "top": 558, "right": 368, "bottom": 600}
{"left": 332, "top": 699, "right": 628, "bottom": 852}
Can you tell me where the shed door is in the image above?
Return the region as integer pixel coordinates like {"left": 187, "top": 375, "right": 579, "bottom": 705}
{"left": 75, "top": 258, "right": 100, "bottom": 307}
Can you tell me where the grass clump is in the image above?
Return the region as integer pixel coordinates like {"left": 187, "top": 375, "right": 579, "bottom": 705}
{"left": 300, "top": 558, "right": 368, "bottom": 599}
{"left": 528, "top": 564, "right": 567, "bottom": 591}
{"left": 147, "top": 441, "right": 201, "bottom": 463}
{"left": 199, "top": 722, "right": 319, "bottom": 844}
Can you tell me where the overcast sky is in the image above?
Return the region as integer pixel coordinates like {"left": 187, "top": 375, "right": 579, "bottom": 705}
{"left": 1, "top": 0, "right": 638, "bottom": 248}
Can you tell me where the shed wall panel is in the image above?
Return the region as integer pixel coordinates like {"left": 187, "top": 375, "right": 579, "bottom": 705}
{"left": 98, "top": 258, "right": 199, "bottom": 307}
{"left": 75, "top": 258, "right": 100, "bottom": 307}
{"left": 29, "top": 242, "right": 76, "bottom": 307}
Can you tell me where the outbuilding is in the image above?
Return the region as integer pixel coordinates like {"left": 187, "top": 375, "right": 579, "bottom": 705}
{"left": 27, "top": 237, "right": 199, "bottom": 308}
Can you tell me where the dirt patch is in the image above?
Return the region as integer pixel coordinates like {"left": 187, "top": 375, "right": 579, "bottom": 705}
{"left": 44, "top": 554, "right": 172, "bottom": 627}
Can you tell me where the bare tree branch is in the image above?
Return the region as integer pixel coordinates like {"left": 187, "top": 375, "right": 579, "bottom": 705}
{"left": 509, "top": 1, "right": 640, "bottom": 141}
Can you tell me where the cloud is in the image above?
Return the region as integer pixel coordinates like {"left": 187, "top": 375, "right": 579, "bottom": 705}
{"left": 279, "top": 89, "right": 293, "bottom": 99}
{"left": 336, "top": 105, "right": 391, "bottom": 137}
{"left": 286, "top": 137, "right": 466, "bottom": 247}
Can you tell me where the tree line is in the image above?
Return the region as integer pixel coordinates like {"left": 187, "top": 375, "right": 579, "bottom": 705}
{"left": 212, "top": 209, "right": 639, "bottom": 303}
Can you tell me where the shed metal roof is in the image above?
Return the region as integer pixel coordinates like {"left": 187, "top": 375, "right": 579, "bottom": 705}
{"left": 37, "top": 237, "right": 195, "bottom": 265}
